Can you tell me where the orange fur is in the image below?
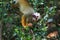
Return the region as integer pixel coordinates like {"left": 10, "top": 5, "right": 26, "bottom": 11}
{"left": 21, "top": 15, "right": 28, "bottom": 28}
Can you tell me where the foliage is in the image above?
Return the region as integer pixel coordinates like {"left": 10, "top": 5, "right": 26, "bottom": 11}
{"left": 0, "top": 0, "right": 59, "bottom": 40}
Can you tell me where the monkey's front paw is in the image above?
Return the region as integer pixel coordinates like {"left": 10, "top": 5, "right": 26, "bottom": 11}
{"left": 23, "top": 23, "right": 33, "bottom": 28}
{"left": 28, "top": 23, "right": 33, "bottom": 27}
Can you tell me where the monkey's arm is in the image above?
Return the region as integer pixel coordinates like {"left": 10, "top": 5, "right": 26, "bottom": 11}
{"left": 21, "top": 15, "right": 28, "bottom": 28}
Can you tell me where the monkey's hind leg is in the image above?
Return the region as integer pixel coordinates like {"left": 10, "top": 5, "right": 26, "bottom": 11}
{"left": 21, "top": 15, "right": 28, "bottom": 28}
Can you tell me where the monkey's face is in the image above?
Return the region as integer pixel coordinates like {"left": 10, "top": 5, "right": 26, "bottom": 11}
{"left": 32, "top": 12, "right": 41, "bottom": 22}
{"left": 27, "top": 12, "right": 41, "bottom": 27}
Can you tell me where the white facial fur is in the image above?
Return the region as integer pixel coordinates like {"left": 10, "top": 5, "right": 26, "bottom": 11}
{"left": 33, "top": 12, "right": 41, "bottom": 21}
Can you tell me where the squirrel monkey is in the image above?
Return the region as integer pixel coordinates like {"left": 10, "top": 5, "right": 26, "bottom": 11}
{"left": 13, "top": 0, "right": 41, "bottom": 28}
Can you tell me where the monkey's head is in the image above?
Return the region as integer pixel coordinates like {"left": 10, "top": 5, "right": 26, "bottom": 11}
{"left": 32, "top": 12, "right": 41, "bottom": 22}
{"left": 27, "top": 12, "right": 41, "bottom": 27}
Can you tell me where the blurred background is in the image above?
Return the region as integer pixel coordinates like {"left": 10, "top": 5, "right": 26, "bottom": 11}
{"left": 0, "top": 0, "right": 60, "bottom": 40}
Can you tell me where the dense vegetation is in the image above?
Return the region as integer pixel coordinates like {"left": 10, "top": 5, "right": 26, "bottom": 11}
{"left": 0, "top": 0, "right": 60, "bottom": 40}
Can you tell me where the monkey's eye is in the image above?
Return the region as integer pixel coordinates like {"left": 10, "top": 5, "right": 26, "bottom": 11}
{"left": 32, "top": 15, "right": 37, "bottom": 18}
